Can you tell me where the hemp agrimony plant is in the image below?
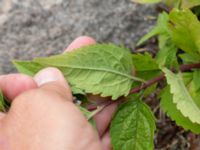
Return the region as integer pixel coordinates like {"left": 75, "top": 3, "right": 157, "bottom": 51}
{"left": 1, "top": 1, "right": 200, "bottom": 150}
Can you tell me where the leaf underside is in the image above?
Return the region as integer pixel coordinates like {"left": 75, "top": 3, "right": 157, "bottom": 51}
{"left": 13, "top": 61, "right": 44, "bottom": 76}
{"left": 160, "top": 86, "right": 200, "bottom": 134}
{"left": 32, "top": 44, "right": 143, "bottom": 100}
{"left": 163, "top": 68, "right": 200, "bottom": 124}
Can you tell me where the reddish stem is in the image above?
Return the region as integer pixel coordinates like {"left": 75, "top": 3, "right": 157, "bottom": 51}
{"left": 130, "top": 63, "right": 200, "bottom": 94}
{"left": 129, "top": 73, "right": 165, "bottom": 94}
{"left": 88, "top": 63, "right": 200, "bottom": 111}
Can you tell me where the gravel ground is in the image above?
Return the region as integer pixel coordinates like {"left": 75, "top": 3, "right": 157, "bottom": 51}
{"left": 0, "top": 0, "right": 156, "bottom": 74}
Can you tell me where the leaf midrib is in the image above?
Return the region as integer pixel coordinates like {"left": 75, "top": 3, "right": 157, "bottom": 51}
{"left": 60, "top": 64, "right": 145, "bottom": 82}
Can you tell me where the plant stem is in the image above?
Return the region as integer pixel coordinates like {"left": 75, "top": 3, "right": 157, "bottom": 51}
{"left": 180, "top": 63, "right": 200, "bottom": 71}
{"left": 129, "top": 73, "right": 165, "bottom": 94}
{"left": 90, "top": 63, "right": 200, "bottom": 114}
{"left": 130, "top": 63, "right": 200, "bottom": 94}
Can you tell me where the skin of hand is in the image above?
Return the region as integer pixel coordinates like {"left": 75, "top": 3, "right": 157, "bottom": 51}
{"left": 0, "top": 36, "right": 117, "bottom": 150}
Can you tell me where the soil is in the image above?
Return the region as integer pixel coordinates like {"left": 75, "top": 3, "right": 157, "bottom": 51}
{"left": 0, "top": 0, "right": 198, "bottom": 149}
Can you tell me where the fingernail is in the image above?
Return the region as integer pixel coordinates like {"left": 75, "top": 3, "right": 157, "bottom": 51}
{"left": 34, "top": 67, "right": 65, "bottom": 86}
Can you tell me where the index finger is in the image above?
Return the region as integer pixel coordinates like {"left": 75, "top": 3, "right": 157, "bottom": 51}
{"left": 64, "top": 36, "right": 96, "bottom": 52}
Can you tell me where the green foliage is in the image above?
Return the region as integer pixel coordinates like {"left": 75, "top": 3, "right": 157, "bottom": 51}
{"left": 14, "top": 44, "right": 144, "bottom": 100}
{"left": 181, "top": 0, "right": 200, "bottom": 8}
{"left": 160, "top": 71, "right": 200, "bottom": 133}
{"left": 132, "top": 0, "right": 161, "bottom": 4}
{"left": 132, "top": 53, "right": 159, "bottom": 71}
{"left": 137, "top": 12, "right": 169, "bottom": 46}
{"left": 132, "top": 0, "right": 180, "bottom": 6}
{"left": 163, "top": 68, "right": 200, "bottom": 124}
{"left": 179, "top": 53, "right": 200, "bottom": 64}
{"left": 169, "top": 9, "right": 200, "bottom": 58}
{"left": 110, "top": 97, "right": 156, "bottom": 150}
{"left": 193, "top": 70, "right": 200, "bottom": 91}
{"left": 133, "top": 0, "right": 200, "bottom": 8}
{"left": 154, "top": 12, "right": 178, "bottom": 68}
{"left": 137, "top": 12, "right": 179, "bottom": 68}
{"left": 160, "top": 86, "right": 200, "bottom": 133}
{"left": 10, "top": 1, "right": 200, "bottom": 149}
{"left": 0, "top": 91, "right": 8, "bottom": 112}
{"left": 78, "top": 106, "right": 96, "bottom": 127}
{"left": 13, "top": 61, "right": 44, "bottom": 76}
{"left": 0, "top": 91, "right": 5, "bottom": 112}
{"left": 132, "top": 53, "right": 160, "bottom": 96}
{"left": 132, "top": 52, "right": 160, "bottom": 80}
{"left": 164, "top": 0, "right": 181, "bottom": 8}
{"left": 136, "top": 1, "right": 200, "bottom": 138}
{"left": 156, "top": 43, "right": 178, "bottom": 68}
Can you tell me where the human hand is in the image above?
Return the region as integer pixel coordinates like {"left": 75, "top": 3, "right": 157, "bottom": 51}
{"left": 0, "top": 36, "right": 117, "bottom": 150}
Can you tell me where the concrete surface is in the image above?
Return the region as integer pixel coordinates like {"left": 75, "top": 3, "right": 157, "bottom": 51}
{"left": 0, "top": 0, "right": 157, "bottom": 73}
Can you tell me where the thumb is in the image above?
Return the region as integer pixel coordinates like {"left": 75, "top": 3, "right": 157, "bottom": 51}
{"left": 34, "top": 67, "right": 73, "bottom": 101}
{"left": 0, "top": 112, "right": 5, "bottom": 120}
{"left": 0, "top": 68, "right": 89, "bottom": 150}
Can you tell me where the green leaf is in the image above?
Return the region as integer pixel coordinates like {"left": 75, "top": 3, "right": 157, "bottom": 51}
{"left": 132, "top": 52, "right": 160, "bottom": 80}
{"left": 132, "top": 53, "right": 159, "bottom": 71}
{"left": 0, "top": 91, "right": 5, "bottom": 112}
{"left": 153, "top": 12, "right": 178, "bottom": 68}
{"left": 137, "top": 27, "right": 159, "bottom": 46}
{"left": 13, "top": 60, "right": 44, "bottom": 76}
{"left": 182, "top": 72, "right": 193, "bottom": 85}
{"left": 131, "top": 53, "right": 160, "bottom": 96}
{"left": 132, "top": 0, "right": 161, "bottom": 4}
{"left": 181, "top": 0, "right": 200, "bottom": 8}
{"left": 137, "top": 12, "right": 178, "bottom": 68}
{"left": 110, "top": 97, "right": 156, "bottom": 150}
{"left": 193, "top": 70, "right": 200, "bottom": 92}
{"left": 34, "top": 44, "right": 145, "bottom": 100}
{"left": 135, "top": 70, "right": 160, "bottom": 81}
{"left": 156, "top": 42, "right": 178, "bottom": 68}
{"left": 143, "top": 83, "right": 157, "bottom": 97}
{"left": 0, "top": 91, "right": 9, "bottom": 112}
{"left": 179, "top": 53, "right": 200, "bottom": 64}
{"left": 137, "top": 12, "right": 169, "bottom": 46}
{"left": 163, "top": 68, "right": 200, "bottom": 124}
{"left": 182, "top": 71, "right": 200, "bottom": 108}
{"left": 13, "top": 60, "right": 86, "bottom": 95}
{"left": 169, "top": 9, "right": 200, "bottom": 58}
{"left": 165, "top": 0, "right": 182, "bottom": 8}
{"left": 160, "top": 86, "right": 200, "bottom": 134}
{"left": 71, "top": 86, "right": 85, "bottom": 95}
